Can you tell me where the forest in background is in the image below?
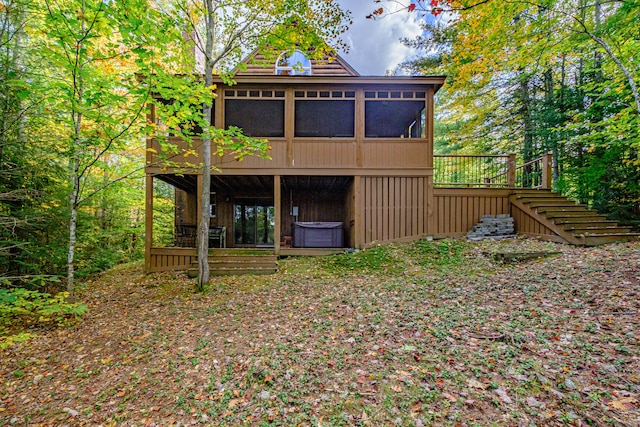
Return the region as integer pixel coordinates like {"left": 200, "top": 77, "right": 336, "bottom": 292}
{"left": 395, "top": 0, "right": 639, "bottom": 227}
{"left": 1, "top": 0, "right": 639, "bottom": 290}
{"left": 0, "top": 0, "right": 347, "bottom": 291}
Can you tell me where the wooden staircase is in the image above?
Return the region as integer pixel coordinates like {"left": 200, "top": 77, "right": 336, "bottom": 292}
{"left": 510, "top": 189, "right": 639, "bottom": 246}
{"left": 187, "top": 249, "right": 277, "bottom": 277}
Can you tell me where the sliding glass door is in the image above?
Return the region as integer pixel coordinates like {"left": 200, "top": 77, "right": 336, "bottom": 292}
{"left": 234, "top": 199, "right": 275, "bottom": 246}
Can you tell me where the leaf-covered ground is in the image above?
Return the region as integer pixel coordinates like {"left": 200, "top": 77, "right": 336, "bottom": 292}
{"left": 1, "top": 238, "right": 639, "bottom": 426}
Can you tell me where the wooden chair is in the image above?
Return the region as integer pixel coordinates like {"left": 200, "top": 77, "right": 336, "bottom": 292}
{"left": 209, "top": 226, "right": 226, "bottom": 248}
{"left": 176, "top": 224, "right": 196, "bottom": 247}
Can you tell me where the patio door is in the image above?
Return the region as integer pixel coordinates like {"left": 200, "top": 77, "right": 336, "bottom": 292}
{"left": 234, "top": 199, "right": 275, "bottom": 246}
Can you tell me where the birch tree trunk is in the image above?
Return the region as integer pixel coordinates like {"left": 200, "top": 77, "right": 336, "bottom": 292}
{"left": 196, "top": 0, "right": 215, "bottom": 291}
{"left": 66, "top": 0, "right": 86, "bottom": 299}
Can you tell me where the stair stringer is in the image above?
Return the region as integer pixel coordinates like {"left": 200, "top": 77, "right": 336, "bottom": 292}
{"left": 509, "top": 194, "right": 586, "bottom": 245}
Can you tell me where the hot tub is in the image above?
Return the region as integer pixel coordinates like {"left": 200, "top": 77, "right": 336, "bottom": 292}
{"left": 292, "top": 222, "right": 344, "bottom": 248}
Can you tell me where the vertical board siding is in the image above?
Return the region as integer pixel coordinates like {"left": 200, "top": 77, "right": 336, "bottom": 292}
{"left": 433, "top": 188, "right": 511, "bottom": 237}
{"left": 293, "top": 141, "right": 357, "bottom": 168}
{"left": 217, "top": 140, "right": 287, "bottom": 169}
{"left": 362, "top": 176, "right": 431, "bottom": 245}
{"left": 149, "top": 248, "right": 197, "bottom": 272}
{"left": 511, "top": 205, "right": 557, "bottom": 238}
{"left": 362, "top": 141, "right": 429, "bottom": 169}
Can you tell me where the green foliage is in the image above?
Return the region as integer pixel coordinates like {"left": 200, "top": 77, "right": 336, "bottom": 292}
{"left": 405, "top": 0, "right": 640, "bottom": 228}
{"left": 409, "top": 238, "right": 467, "bottom": 266}
{"left": 320, "top": 239, "right": 470, "bottom": 275}
{"left": 0, "top": 289, "right": 88, "bottom": 348}
{"left": 321, "top": 245, "right": 403, "bottom": 275}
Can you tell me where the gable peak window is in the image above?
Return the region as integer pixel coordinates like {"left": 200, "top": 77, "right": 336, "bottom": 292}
{"left": 276, "top": 50, "right": 312, "bottom": 76}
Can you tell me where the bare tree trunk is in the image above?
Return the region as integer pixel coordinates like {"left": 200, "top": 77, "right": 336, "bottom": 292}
{"left": 66, "top": 0, "right": 86, "bottom": 299}
{"left": 196, "top": 0, "right": 215, "bottom": 292}
{"left": 67, "top": 161, "right": 79, "bottom": 298}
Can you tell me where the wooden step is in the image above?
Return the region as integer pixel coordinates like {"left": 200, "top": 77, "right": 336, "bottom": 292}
{"left": 536, "top": 206, "right": 589, "bottom": 213}
{"left": 209, "top": 260, "right": 277, "bottom": 269}
{"left": 188, "top": 250, "right": 278, "bottom": 277}
{"left": 525, "top": 199, "right": 580, "bottom": 208}
{"left": 514, "top": 192, "right": 563, "bottom": 199}
{"left": 567, "top": 226, "right": 633, "bottom": 235}
{"left": 543, "top": 211, "right": 601, "bottom": 219}
{"left": 561, "top": 220, "right": 618, "bottom": 230}
{"left": 210, "top": 267, "right": 277, "bottom": 276}
{"left": 510, "top": 190, "right": 636, "bottom": 246}
{"left": 583, "top": 233, "right": 640, "bottom": 246}
{"left": 187, "top": 266, "right": 277, "bottom": 278}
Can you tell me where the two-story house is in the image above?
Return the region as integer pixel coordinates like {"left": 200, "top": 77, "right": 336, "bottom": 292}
{"left": 144, "top": 50, "right": 637, "bottom": 273}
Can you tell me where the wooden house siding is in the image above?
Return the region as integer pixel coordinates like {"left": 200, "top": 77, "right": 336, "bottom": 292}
{"left": 144, "top": 62, "right": 448, "bottom": 272}
{"left": 361, "top": 176, "right": 431, "bottom": 245}
{"left": 148, "top": 137, "right": 432, "bottom": 174}
{"left": 510, "top": 204, "right": 563, "bottom": 242}
{"left": 433, "top": 188, "right": 511, "bottom": 238}
{"left": 238, "top": 52, "right": 359, "bottom": 76}
{"left": 149, "top": 247, "right": 197, "bottom": 272}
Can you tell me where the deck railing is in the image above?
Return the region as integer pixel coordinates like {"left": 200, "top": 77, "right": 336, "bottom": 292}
{"left": 434, "top": 153, "right": 552, "bottom": 189}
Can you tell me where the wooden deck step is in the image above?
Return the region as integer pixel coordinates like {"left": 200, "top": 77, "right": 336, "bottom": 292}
{"left": 536, "top": 206, "right": 589, "bottom": 213}
{"left": 510, "top": 190, "right": 639, "bottom": 246}
{"left": 583, "top": 233, "right": 640, "bottom": 246}
{"left": 543, "top": 211, "right": 603, "bottom": 219}
{"left": 557, "top": 219, "right": 616, "bottom": 228}
{"left": 188, "top": 250, "right": 278, "bottom": 277}
{"left": 524, "top": 200, "right": 580, "bottom": 208}
{"left": 514, "top": 192, "right": 563, "bottom": 199}
{"left": 567, "top": 226, "right": 633, "bottom": 235}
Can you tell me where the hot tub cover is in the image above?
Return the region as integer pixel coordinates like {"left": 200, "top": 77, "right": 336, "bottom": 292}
{"left": 294, "top": 221, "right": 343, "bottom": 228}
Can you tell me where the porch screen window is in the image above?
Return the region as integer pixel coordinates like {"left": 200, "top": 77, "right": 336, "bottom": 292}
{"left": 365, "top": 101, "right": 425, "bottom": 138}
{"left": 225, "top": 100, "right": 284, "bottom": 137}
{"left": 295, "top": 100, "right": 355, "bottom": 137}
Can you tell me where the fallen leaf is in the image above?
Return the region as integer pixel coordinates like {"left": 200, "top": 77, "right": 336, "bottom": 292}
{"left": 609, "top": 397, "right": 638, "bottom": 411}
{"left": 466, "top": 378, "right": 488, "bottom": 390}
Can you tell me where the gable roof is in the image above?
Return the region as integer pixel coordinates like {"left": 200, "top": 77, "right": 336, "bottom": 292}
{"left": 236, "top": 49, "right": 360, "bottom": 77}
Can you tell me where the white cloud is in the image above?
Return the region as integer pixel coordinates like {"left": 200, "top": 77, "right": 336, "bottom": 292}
{"left": 337, "top": 0, "right": 424, "bottom": 75}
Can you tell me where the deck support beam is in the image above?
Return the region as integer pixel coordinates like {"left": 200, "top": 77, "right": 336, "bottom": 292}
{"left": 354, "top": 175, "right": 363, "bottom": 249}
{"left": 145, "top": 175, "right": 153, "bottom": 272}
{"left": 274, "top": 175, "right": 281, "bottom": 255}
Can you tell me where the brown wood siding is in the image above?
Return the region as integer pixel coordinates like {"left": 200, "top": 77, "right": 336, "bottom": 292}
{"left": 511, "top": 204, "right": 559, "bottom": 240}
{"left": 149, "top": 248, "right": 197, "bottom": 272}
{"left": 433, "top": 188, "right": 511, "bottom": 238}
{"left": 214, "top": 140, "right": 288, "bottom": 169}
{"left": 346, "top": 179, "right": 356, "bottom": 247}
{"left": 175, "top": 189, "right": 197, "bottom": 225}
{"left": 293, "top": 140, "right": 357, "bottom": 168}
{"left": 362, "top": 141, "right": 430, "bottom": 169}
{"left": 239, "top": 53, "right": 358, "bottom": 76}
{"left": 151, "top": 137, "right": 432, "bottom": 173}
{"left": 362, "top": 176, "right": 431, "bottom": 245}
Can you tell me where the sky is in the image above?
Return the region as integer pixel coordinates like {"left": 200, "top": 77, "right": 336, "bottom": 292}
{"left": 336, "top": 0, "right": 426, "bottom": 76}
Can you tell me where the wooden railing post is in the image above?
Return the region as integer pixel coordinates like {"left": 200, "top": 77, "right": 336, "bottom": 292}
{"left": 507, "top": 153, "right": 517, "bottom": 188}
{"left": 542, "top": 153, "right": 553, "bottom": 189}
